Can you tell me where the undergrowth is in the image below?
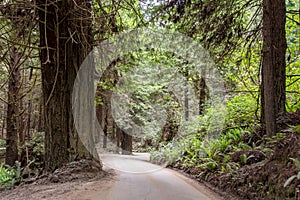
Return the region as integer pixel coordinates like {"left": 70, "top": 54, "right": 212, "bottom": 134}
{"left": 151, "top": 127, "right": 257, "bottom": 174}
{"left": 0, "top": 162, "right": 21, "bottom": 190}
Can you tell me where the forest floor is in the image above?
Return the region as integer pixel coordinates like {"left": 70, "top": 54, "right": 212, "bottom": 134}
{"left": 173, "top": 109, "right": 300, "bottom": 199}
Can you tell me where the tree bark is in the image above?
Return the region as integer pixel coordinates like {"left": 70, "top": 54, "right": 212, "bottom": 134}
{"left": 116, "top": 126, "right": 121, "bottom": 153}
{"left": 103, "top": 109, "right": 108, "bottom": 149}
{"left": 121, "top": 130, "right": 132, "bottom": 155}
{"left": 199, "top": 75, "right": 209, "bottom": 115}
{"left": 5, "top": 47, "right": 21, "bottom": 166}
{"left": 95, "top": 61, "right": 119, "bottom": 150}
{"left": 261, "top": 0, "right": 287, "bottom": 136}
{"left": 37, "top": 96, "right": 44, "bottom": 132}
{"left": 1, "top": 105, "right": 4, "bottom": 138}
{"left": 26, "top": 100, "right": 32, "bottom": 138}
{"left": 38, "top": 0, "right": 99, "bottom": 171}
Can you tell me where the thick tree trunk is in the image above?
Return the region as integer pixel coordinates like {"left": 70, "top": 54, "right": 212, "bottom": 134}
{"left": 6, "top": 47, "right": 21, "bottom": 166}
{"left": 121, "top": 130, "right": 132, "bottom": 155}
{"left": 38, "top": 0, "right": 99, "bottom": 171}
{"left": 261, "top": 0, "right": 287, "bottom": 136}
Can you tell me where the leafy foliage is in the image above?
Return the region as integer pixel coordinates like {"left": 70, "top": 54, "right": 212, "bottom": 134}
{"left": 286, "top": 1, "right": 300, "bottom": 112}
{"left": 0, "top": 162, "right": 20, "bottom": 190}
{"left": 22, "top": 132, "right": 45, "bottom": 170}
{"left": 226, "top": 94, "right": 259, "bottom": 127}
{"left": 151, "top": 127, "right": 253, "bottom": 175}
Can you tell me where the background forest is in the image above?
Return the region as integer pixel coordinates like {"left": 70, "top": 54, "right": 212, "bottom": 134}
{"left": 0, "top": 0, "right": 299, "bottom": 199}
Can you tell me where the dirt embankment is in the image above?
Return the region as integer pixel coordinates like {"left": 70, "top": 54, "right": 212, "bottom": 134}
{"left": 208, "top": 132, "right": 300, "bottom": 200}
{"left": 0, "top": 160, "right": 114, "bottom": 200}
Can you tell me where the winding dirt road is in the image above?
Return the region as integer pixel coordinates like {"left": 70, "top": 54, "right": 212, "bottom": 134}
{"left": 85, "top": 153, "right": 223, "bottom": 200}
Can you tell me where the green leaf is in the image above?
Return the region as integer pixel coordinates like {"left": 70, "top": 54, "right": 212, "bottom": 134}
{"left": 294, "top": 125, "right": 300, "bottom": 133}
{"left": 240, "top": 154, "right": 247, "bottom": 165}
{"left": 284, "top": 175, "right": 297, "bottom": 187}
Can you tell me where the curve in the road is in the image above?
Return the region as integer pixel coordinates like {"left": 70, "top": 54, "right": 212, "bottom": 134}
{"left": 91, "top": 153, "right": 223, "bottom": 200}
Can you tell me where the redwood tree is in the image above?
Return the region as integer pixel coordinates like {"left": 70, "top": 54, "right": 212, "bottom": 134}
{"left": 261, "top": 0, "right": 287, "bottom": 136}
{"left": 38, "top": 0, "right": 99, "bottom": 170}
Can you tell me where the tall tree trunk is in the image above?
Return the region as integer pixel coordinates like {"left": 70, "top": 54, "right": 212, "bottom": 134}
{"left": 1, "top": 106, "right": 4, "bottom": 138}
{"left": 184, "top": 80, "right": 189, "bottom": 121}
{"left": 116, "top": 126, "right": 121, "bottom": 153}
{"left": 199, "top": 75, "right": 209, "bottom": 115}
{"left": 184, "top": 69, "right": 189, "bottom": 120}
{"left": 6, "top": 47, "right": 21, "bottom": 166}
{"left": 38, "top": 0, "right": 99, "bottom": 171}
{"left": 261, "top": 0, "right": 287, "bottom": 136}
{"left": 121, "top": 130, "right": 132, "bottom": 155}
{"left": 103, "top": 108, "right": 108, "bottom": 149}
{"left": 26, "top": 100, "right": 32, "bottom": 138}
{"left": 1, "top": 104, "right": 5, "bottom": 138}
{"left": 18, "top": 93, "right": 25, "bottom": 149}
{"left": 95, "top": 61, "right": 119, "bottom": 150}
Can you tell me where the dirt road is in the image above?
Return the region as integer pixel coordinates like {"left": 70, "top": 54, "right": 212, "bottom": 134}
{"left": 79, "top": 153, "right": 223, "bottom": 200}
{"left": 0, "top": 153, "right": 223, "bottom": 200}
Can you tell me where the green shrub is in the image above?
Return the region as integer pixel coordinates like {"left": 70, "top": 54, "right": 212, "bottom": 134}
{"left": 150, "top": 140, "right": 186, "bottom": 166}
{"left": 22, "top": 132, "right": 44, "bottom": 169}
{"left": 151, "top": 122, "right": 254, "bottom": 175}
{"left": 0, "top": 163, "right": 16, "bottom": 190}
{"left": 226, "top": 94, "right": 259, "bottom": 127}
{"left": 180, "top": 128, "right": 249, "bottom": 173}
